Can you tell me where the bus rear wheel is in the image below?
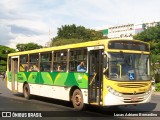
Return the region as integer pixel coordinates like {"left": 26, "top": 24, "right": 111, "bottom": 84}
{"left": 23, "top": 83, "right": 31, "bottom": 99}
{"left": 72, "top": 89, "right": 85, "bottom": 111}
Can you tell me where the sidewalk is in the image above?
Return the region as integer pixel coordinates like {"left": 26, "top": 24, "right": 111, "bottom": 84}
{"left": 0, "top": 79, "right": 15, "bottom": 97}
{"left": 153, "top": 91, "right": 160, "bottom": 95}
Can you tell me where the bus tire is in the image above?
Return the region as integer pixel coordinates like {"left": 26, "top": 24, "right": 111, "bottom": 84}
{"left": 23, "top": 83, "right": 31, "bottom": 99}
{"left": 72, "top": 89, "right": 85, "bottom": 111}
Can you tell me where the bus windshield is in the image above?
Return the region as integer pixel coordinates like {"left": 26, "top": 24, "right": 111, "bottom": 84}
{"left": 108, "top": 53, "right": 151, "bottom": 81}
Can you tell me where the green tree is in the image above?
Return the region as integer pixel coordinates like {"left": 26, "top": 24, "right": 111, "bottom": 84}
{"left": 133, "top": 25, "right": 160, "bottom": 42}
{"left": 16, "top": 42, "right": 43, "bottom": 51}
{"left": 133, "top": 25, "right": 160, "bottom": 82}
{"left": 51, "top": 24, "right": 105, "bottom": 46}
{"left": 0, "top": 45, "right": 16, "bottom": 72}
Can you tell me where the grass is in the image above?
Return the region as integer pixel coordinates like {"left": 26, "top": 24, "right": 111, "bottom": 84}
{"left": 155, "top": 83, "right": 160, "bottom": 91}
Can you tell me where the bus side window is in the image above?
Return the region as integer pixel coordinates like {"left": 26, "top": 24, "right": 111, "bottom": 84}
{"left": 29, "top": 54, "right": 39, "bottom": 72}
{"left": 69, "top": 48, "right": 87, "bottom": 72}
{"left": 40, "top": 52, "right": 52, "bottom": 72}
{"left": 53, "top": 50, "right": 67, "bottom": 72}
{"left": 20, "top": 55, "right": 28, "bottom": 71}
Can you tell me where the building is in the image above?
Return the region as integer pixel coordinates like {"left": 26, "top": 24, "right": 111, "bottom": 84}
{"left": 108, "top": 24, "right": 134, "bottom": 39}
{"left": 97, "top": 21, "right": 160, "bottom": 39}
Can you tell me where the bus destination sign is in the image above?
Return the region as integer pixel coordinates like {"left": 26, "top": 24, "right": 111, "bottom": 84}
{"left": 108, "top": 41, "right": 149, "bottom": 51}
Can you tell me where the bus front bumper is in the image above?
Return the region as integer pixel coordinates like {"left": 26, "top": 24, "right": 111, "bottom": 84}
{"left": 103, "top": 91, "right": 153, "bottom": 106}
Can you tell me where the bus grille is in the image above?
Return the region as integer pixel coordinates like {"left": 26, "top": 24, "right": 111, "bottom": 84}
{"left": 117, "top": 83, "right": 149, "bottom": 88}
{"left": 122, "top": 92, "right": 145, "bottom": 95}
{"left": 123, "top": 97, "right": 144, "bottom": 103}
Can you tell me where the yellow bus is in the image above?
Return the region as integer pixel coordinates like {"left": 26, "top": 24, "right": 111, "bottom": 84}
{"left": 6, "top": 38, "right": 153, "bottom": 110}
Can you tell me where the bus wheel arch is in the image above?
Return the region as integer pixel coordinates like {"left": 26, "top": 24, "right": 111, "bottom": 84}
{"left": 23, "top": 82, "right": 31, "bottom": 99}
{"left": 69, "top": 86, "right": 79, "bottom": 101}
{"left": 70, "top": 86, "right": 85, "bottom": 111}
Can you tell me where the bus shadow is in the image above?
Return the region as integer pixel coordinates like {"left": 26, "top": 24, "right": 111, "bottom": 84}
{"left": 32, "top": 95, "right": 73, "bottom": 108}
{"left": 13, "top": 93, "right": 24, "bottom": 98}
{"left": 14, "top": 94, "right": 73, "bottom": 109}
{"left": 85, "top": 102, "right": 157, "bottom": 115}
{"left": 13, "top": 93, "right": 157, "bottom": 116}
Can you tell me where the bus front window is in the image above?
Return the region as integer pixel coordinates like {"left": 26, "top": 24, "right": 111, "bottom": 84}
{"left": 107, "top": 53, "right": 151, "bottom": 81}
{"left": 134, "top": 54, "right": 150, "bottom": 80}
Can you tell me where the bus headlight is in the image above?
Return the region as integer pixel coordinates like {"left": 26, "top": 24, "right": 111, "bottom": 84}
{"left": 145, "top": 87, "right": 152, "bottom": 95}
{"left": 107, "top": 86, "right": 122, "bottom": 97}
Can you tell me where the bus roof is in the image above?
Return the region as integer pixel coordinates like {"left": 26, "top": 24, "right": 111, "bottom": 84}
{"left": 8, "top": 38, "right": 149, "bottom": 56}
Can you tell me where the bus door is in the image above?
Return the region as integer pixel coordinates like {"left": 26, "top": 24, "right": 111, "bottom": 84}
{"left": 88, "top": 46, "right": 104, "bottom": 105}
{"left": 11, "top": 56, "right": 19, "bottom": 92}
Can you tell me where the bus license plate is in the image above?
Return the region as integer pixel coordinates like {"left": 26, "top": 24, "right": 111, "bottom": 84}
{"left": 131, "top": 97, "right": 139, "bottom": 101}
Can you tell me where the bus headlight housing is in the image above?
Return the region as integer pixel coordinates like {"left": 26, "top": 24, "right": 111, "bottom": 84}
{"left": 145, "top": 87, "right": 152, "bottom": 95}
{"left": 107, "top": 86, "right": 122, "bottom": 97}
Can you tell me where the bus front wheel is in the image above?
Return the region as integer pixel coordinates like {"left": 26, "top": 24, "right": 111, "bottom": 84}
{"left": 23, "top": 83, "right": 31, "bottom": 99}
{"left": 72, "top": 89, "right": 85, "bottom": 111}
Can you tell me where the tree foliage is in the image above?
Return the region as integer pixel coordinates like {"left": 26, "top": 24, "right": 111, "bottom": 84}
{"left": 133, "top": 25, "right": 160, "bottom": 42}
{"left": 51, "top": 24, "right": 105, "bottom": 46}
{"left": 16, "top": 42, "right": 43, "bottom": 51}
{"left": 133, "top": 25, "right": 160, "bottom": 55}
{"left": 0, "top": 45, "right": 16, "bottom": 72}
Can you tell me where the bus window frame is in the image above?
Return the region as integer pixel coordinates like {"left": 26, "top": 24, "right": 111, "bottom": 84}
{"left": 53, "top": 50, "right": 68, "bottom": 72}
{"left": 19, "top": 54, "right": 28, "bottom": 72}
{"left": 28, "top": 53, "right": 40, "bottom": 72}
{"left": 69, "top": 48, "right": 87, "bottom": 72}
{"left": 40, "top": 52, "right": 52, "bottom": 72}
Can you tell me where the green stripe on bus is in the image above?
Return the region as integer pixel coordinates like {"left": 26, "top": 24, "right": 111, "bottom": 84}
{"left": 16, "top": 72, "right": 88, "bottom": 88}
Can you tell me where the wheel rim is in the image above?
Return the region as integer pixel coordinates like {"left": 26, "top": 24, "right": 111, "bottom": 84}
{"left": 74, "top": 93, "right": 82, "bottom": 106}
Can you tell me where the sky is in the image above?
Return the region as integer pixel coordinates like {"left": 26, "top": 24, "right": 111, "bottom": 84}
{"left": 0, "top": 0, "right": 160, "bottom": 49}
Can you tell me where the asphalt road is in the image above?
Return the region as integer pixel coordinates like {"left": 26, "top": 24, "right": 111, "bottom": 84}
{"left": 0, "top": 78, "right": 160, "bottom": 120}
